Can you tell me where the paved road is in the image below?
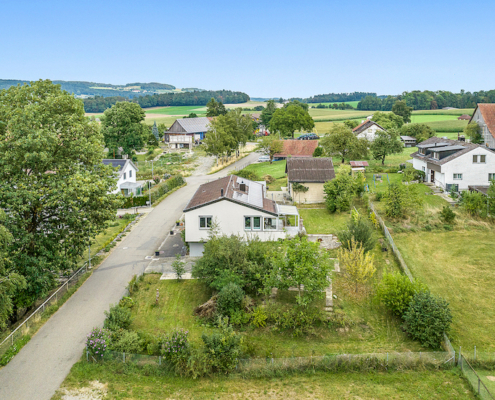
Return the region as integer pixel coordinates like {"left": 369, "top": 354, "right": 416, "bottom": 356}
{"left": 0, "top": 152, "right": 259, "bottom": 400}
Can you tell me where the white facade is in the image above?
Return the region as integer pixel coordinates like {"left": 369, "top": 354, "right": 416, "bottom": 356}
{"left": 185, "top": 199, "right": 298, "bottom": 257}
{"left": 471, "top": 108, "right": 495, "bottom": 148}
{"left": 105, "top": 160, "right": 138, "bottom": 195}
{"left": 355, "top": 123, "right": 384, "bottom": 142}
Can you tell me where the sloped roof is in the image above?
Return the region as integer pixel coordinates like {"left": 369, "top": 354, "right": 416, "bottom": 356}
{"left": 350, "top": 161, "right": 369, "bottom": 167}
{"left": 102, "top": 159, "right": 138, "bottom": 177}
{"left": 286, "top": 158, "right": 335, "bottom": 183}
{"left": 458, "top": 114, "right": 471, "bottom": 120}
{"left": 167, "top": 117, "right": 212, "bottom": 134}
{"left": 470, "top": 104, "right": 495, "bottom": 140}
{"left": 183, "top": 175, "right": 277, "bottom": 215}
{"left": 352, "top": 120, "right": 386, "bottom": 134}
{"left": 400, "top": 136, "right": 417, "bottom": 141}
{"left": 273, "top": 140, "right": 318, "bottom": 158}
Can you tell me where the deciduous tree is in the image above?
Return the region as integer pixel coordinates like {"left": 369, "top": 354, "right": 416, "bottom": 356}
{"left": 370, "top": 129, "right": 404, "bottom": 165}
{"left": 392, "top": 100, "right": 413, "bottom": 123}
{"left": 319, "top": 124, "right": 368, "bottom": 164}
{"left": 206, "top": 98, "right": 227, "bottom": 117}
{"left": 464, "top": 122, "right": 482, "bottom": 143}
{"left": 260, "top": 100, "right": 277, "bottom": 128}
{"left": 400, "top": 123, "right": 435, "bottom": 143}
{"left": 338, "top": 239, "right": 375, "bottom": 293}
{"left": 371, "top": 111, "right": 404, "bottom": 130}
{"left": 269, "top": 104, "right": 314, "bottom": 139}
{"left": 258, "top": 136, "right": 283, "bottom": 163}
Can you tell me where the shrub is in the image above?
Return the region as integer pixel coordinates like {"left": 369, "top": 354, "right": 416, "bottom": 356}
{"left": 111, "top": 330, "right": 143, "bottom": 353}
{"left": 267, "top": 304, "right": 326, "bottom": 336}
{"left": 460, "top": 191, "right": 486, "bottom": 217}
{"left": 338, "top": 239, "right": 375, "bottom": 293}
{"left": 119, "top": 296, "right": 135, "bottom": 308}
{"left": 403, "top": 292, "right": 452, "bottom": 349}
{"left": 217, "top": 282, "right": 244, "bottom": 317}
{"left": 233, "top": 169, "right": 260, "bottom": 181}
{"left": 312, "top": 146, "right": 324, "bottom": 157}
{"left": 171, "top": 254, "right": 186, "bottom": 280}
{"left": 86, "top": 328, "right": 109, "bottom": 358}
{"left": 162, "top": 328, "right": 190, "bottom": 363}
{"left": 324, "top": 171, "right": 359, "bottom": 213}
{"left": 439, "top": 206, "right": 456, "bottom": 224}
{"left": 374, "top": 192, "right": 384, "bottom": 202}
{"left": 338, "top": 216, "right": 376, "bottom": 253}
{"left": 264, "top": 174, "right": 275, "bottom": 184}
{"left": 376, "top": 273, "right": 428, "bottom": 317}
{"left": 402, "top": 166, "right": 425, "bottom": 182}
{"left": 229, "top": 310, "right": 251, "bottom": 325}
{"left": 202, "top": 317, "right": 242, "bottom": 373}
{"left": 250, "top": 306, "right": 267, "bottom": 328}
{"left": 104, "top": 304, "right": 133, "bottom": 331}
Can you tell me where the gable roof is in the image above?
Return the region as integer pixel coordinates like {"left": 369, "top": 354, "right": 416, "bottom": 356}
{"left": 400, "top": 135, "right": 416, "bottom": 141}
{"left": 410, "top": 137, "right": 492, "bottom": 166}
{"left": 349, "top": 161, "right": 369, "bottom": 167}
{"left": 353, "top": 120, "right": 386, "bottom": 134}
{"left": 102, "top": 159, "right": 138, "bottom": 177}
{"left": 273, "top": 140, "right": 318, "bottom": 158}
{"left": 183, "top": 175, "right": 278, "bottom": 215}
{"left": 470, "top": 104, "right": 495, "bottom": 140}
{"left": 286, "top": 158, "right": 335, "bottom": 183}
{"left": 166, "top": 117, "right": 212, "bottom": 134}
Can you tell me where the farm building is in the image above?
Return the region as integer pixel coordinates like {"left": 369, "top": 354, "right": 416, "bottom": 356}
{"left": 273, "top": 140, "right": 318, "bottom": 160}
{"left": 468, "top": 104, "right": 495, "bottom": 148}
{"left": 352, "top": 120, "right": 386, "bottom": 141}
{"left": 183, "top": 175, "right": 301, "bottom": 256}
{"left": 164, "top": 117, "right": 212, "bottom": 149}
{"left": 350, "top": 160, "right": 369, "bottom": 175}
{"left": 458, "top": 114, "right": 471, "bottom": 120}
{"left": 410, "top": 137, "right": 495, "bottom": 191}
{"left": 400, "top": 135, "right": 417, "bottom": 147}
{"left": 286, "top": 158, "right": 335, "bottom": 203}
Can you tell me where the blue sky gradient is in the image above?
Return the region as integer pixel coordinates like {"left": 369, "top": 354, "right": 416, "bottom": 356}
{"left": 2, "top": 0, "right": 495, "bottom": 98}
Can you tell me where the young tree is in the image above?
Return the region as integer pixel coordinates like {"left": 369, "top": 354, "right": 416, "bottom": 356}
{"left": 258, "top": 136, "right": 283, "bottom": 163}
{"left": 319, "top": 124, "right": 368, "bottom": 164}
{"left": 152, "top": 121, "right": 160, "bottom": 142}
{"left": 343, "top": 119, "right": 359, "bottom": 129}
{"left": 371, "top": 111, "right": 404, "bottom": 130}
{"left": 338, "top": 215, "right": 376, "bottom": 253}
{"left": 157, "top": 123, "right": 167, "bottom": 139}
{"left": 392, "top": 100, "right": 413, "bottom": 123}
{"left": 172, "top": 254, "right": 186, "bottom": 281}
{"left": 269, "top": 104, "right": 314, "bottom": 139}
{"left": 338, "top": 239, "right": 376, "bottom": 293}
{"left": 464, "top": 122, "right": 482, "bottom": 143}
{"left": 0, "top": 80, "right": 120, "bottom": 311}
{"left": 384, "top": 182, "right": 422, "bottom": 218}
{"left": 323, "top": 167, "right": 362, "bottom": 213}
{"left": 206, "top": 98, "right": 227, "bottom": 117}
{"left": 101, "top": 101, "right": 148, "bottom": 157}
{"left": 260, "top": 100, "right": 277, "bottom": 128}
{"left": 370, "top": 129, "right": 404, "bottom": 165}
{"left": 271, "top": 237, "right": 331, "bottom": 306}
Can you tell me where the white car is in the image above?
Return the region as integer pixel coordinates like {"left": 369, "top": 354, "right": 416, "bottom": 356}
{"left": 257, "top": 155, "right": 270, "bottom": 162}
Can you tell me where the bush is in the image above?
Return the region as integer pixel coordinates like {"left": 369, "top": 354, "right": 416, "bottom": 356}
{"left": 111, "top": 330, "right": 143, "bottom": 353}
{"left": 104, "top": 304, "right": 133, "bottom": 331}
{"left": 403, "top": 292, "right": 452, "bottom": 349}
{"left": 263, "top": 174, "right": 275, "bottom": 184}
{"left": 266, "top": 304, "right": 326, "bottom": 336}
{"left": 233, "top": 169, "right": 260, "bottom": 181}
{"left": 338, "top": 216, "right": 376, "bottom": 253}
{"left": 250, "top": 306, "right": 267, "bottom": 328}
{"left": 376, "top": 273, "right": 428, "bottom": 317}
{"left": 402, "top": 166, "right": 425, "bottom": 182}
{"left": 324, "top": 171, "right": 359, "bottom": 213}
{"left": 229, "top": 310, "right": 251, "bottom": 325}
{"left": 312, "top": 146, "right": 324, "bottom": 157}
{"left": 86, "top": 328, "right": 109, "bottom": 358}
{"left": 202, "top": 317, "right": 242, "bottom": 373}
{"left": 119, "top": 296, "right": 135, "bottom": 308}
{"left": 217, "top": 282, "right": 244, "bottom": 317}
{"left": 162, "top": 328, "right": 190, "bottom": 363}
{"left": 171, "top": 254, "right": 186, "bottom": 280}
{"left": 439, "top": 206, "right": 456, "bottom": 224}
{"left": 460, "top": 191, "right": 486, "bottom": 217}
{"left": 338, "top": 239, "right": 376, "bottom": 293}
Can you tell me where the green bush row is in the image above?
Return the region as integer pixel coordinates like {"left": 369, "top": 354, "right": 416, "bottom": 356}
{"left": 121, "top": 176, "right": 185, "bottom": 208}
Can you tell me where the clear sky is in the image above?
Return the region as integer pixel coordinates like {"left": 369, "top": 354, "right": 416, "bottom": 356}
{"left": 2, "top": 0, "right": 495, "bottom": 98}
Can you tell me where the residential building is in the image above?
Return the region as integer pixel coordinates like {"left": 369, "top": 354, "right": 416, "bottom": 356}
{"left": 286, "top": 158, "right": 335, "bottom": 203}
{"left": 400, "top": 135, "right": 417, "bottom": 147}
{"left": 458, "top": 114, "right": 471, "bottom": 120}
{"left": 183, "top": 175, "right": 301, "bottom": 256}
{"left": 273, "top": 140, "right": 318, "bottom": 160}
{"left": 164, "top": 117, "right": 212, "bottom": 149}
{"left": 410, "top": 137, "right": 495, "bottom": 191}
{"left": 468, "top": 104, "right": 495, "bottom": 148}
{"left": 352, "top": 120, "right": 386, "bottom": 141}
{"left": 102, "top": 159, "right": 142, "bottom": 196}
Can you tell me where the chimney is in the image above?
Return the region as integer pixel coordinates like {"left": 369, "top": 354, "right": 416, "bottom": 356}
{"left": 220, "top": 188, "right": 224, "bottom": 197}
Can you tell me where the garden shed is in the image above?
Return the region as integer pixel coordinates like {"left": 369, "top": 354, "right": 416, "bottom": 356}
{"left": 286, "top": 158, "right": 335, "bottom": 204}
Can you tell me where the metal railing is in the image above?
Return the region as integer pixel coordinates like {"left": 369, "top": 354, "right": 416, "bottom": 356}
{"left": 458, "top": 351, "right": 495, "bottom": 399}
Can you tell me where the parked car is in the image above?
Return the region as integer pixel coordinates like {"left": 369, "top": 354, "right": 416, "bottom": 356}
{"left": 257, "top": 155, "right": 271, "bottom": 162}
{"left": 298, "top": 133, "right": 319, "bottom": 140}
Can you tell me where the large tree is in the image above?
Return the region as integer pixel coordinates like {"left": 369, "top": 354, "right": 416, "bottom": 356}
{"left": 260, "top": 100, "right": 277, "bottom": 128}
{"left": 206, "top": 97, "right": 227, "bottom": 117}
{"left": 371, "top": 111, "right": 404, "bottom": 130}
{"left": 400, "top": 123, "right": 435, "bottom": 143}
{"left": 269, "top": 104, "right": 314, "bottom": 139}
{"left": 392, "top": 100, "right": 413, "bottom": 123}
{"left": 319, "top": 124, "right": 368, "bottom": 164}
{"left": 258, "top": 136, "right": 283, "bottom": 163}
{"left": 464, "top": 122, "right": 482, "bottom": 144}
{"left": 0, "top": 80, "right": 120, "bottom": 313}
{"left": 101, "top": 101, "right": 148, "bottom": 158}
{"left": 370, "top": 129, "right": 404, "bottom": 165}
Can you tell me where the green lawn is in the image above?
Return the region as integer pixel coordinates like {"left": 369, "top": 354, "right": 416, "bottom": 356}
{"left": 412, "top": 109, "right": 474, "bottom": 116}
{"left": 300, "top": 208, "right": 350, "bottom": 234}
{"left": 145, "top": 106, "right": 206, "bottom": 115}
{"left": 241, "top": 160, "right": 287, "bottom": 190}
{"left": 435, "top": 131, "right": 459, "bottom": 140}
{"left": 410, "top": 115, "right": 459, "bottom": 123}
{"left": 54, "top": 365, "right": 474, "bottom": 400}
{"left": 425, "top": 119, "right": 468, "bottom": 132}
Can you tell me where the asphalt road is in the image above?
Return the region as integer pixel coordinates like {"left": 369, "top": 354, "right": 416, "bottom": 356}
{"left": 0, "top": 151, "right": 260, "bottom": 400}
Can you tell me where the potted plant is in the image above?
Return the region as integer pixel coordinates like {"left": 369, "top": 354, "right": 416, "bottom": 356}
{"left": 176, "top": 220, "right": 180, "bottom": 226}
{"left": 155, "top": 250, "right": 160, "bottom": 256}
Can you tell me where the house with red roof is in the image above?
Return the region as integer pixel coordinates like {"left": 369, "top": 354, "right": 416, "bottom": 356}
{"left": 273, "top": 140, "right": 318, "bottom": 160}
{"left": 352, "top": 119, "right": 385, "bottom": 142}
{"left": 469, "top": 104, "right": 495, "bottom": 148}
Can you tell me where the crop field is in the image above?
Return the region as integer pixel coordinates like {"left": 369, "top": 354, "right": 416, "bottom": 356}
{"left": 308, "top": 108, "right": 371, "bottom": 121}
{"left": 410, "top": 114, "right": 459, "bottom": 123}
{"left": 425, "top": 119, "right": 468, "bottom": 132}
{"left": 54, "top": 366, "right": 474, "bottom": 400}
{"left": 308, "top": 100, "right": 359, "bottom": 108}
{"left": 144, "top": 106, "right": 206, "bottom": 116}
{"left": 411, "top": 108, "right": 474, "bottom": 116}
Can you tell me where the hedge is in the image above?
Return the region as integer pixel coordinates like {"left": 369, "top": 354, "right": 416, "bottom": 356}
{"left": 121, "top": 176, "right": 185, "bottom": 209}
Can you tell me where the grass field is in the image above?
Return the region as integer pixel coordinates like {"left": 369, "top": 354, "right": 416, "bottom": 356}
{"left": 54, "top": 365, "right": 474, "bottom": 400}
{"left": 412, "top": 109, "right": 474, "bottom": 116}
{"left": 144, "top": 106, "right": 206, "bottom": 116}
{"left": 308, "top": 108, "right": 371, "bottom": 121}
{"left": 410, "top": 114, "right": 459, "bottom": 123}
{"left": 425, "top": 119, "right": 468, "bottom": 132}
{"left": 241, "top": 160, "right": 287, "bottom": 190}
{"left": 308, "top": 100, "right": 359, "bottom": 108}
{"left": 299, "top": 208, "right": 350, "bottom": 234}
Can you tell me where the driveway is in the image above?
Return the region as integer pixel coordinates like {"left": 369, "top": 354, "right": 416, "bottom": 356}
{"left": 0, "top": 151, "right": 259, "bottom": 400}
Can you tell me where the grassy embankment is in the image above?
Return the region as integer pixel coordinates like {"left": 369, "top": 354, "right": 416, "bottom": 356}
{"left": 241, "top": 160, "right": 287, "bottom": 191}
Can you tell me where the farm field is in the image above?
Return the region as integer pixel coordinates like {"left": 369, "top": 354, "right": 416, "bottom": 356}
{"left": 308, "top": 108, "right": 371, "bottom": 121}
{"left": 425, "top": 119, "right": 468, "bottom": 132}
{"left": 410, "top": 114, "right": 459, "bottom": 123}
{"left": 53, "top": 365, "right": 474, "bottom": 400}
{"left": 308, "top": 100, "right": 360, "bottom": 108}
{"left": 411, "top": 108, "right": 474, "bottom": 116}
{"left": 144, "top": 105, "right": 207, "bottom": 116}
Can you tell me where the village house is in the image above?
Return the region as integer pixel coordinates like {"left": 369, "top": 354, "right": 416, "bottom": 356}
{"left": 410, "top": 137, "right": 495, "bottom": 191}
{"left": 468, "top": 104, "right": 495, "bottom": 148}
{"left": 352, "top": 119, "right": 386, "bottom": 141}
{"left": 273, "top": 140, "right": 318, "bottom": 161}
{"left": 286, "top": 158, "right": 335, "bottom": 203}
{"left": 400, "top": 135, "right": 417, "bottom": 147}
{"left": 183, "top": 175, "right": 301, "bottom": 256}
{"left": 164, "top": 117, "right": 212, "bottom": 149}
{"left": 102, "top": 159, "right": 143, "bottom": 196}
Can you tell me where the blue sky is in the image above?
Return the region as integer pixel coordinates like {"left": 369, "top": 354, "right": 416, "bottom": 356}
{"left": 2, "top": 0, "right": 495, "bottom": 98}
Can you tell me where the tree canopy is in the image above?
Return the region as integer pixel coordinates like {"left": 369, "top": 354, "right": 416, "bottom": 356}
{"left": 206, "top": 98, "right": 227, "bottom": 117}
{"left": 464, "top": 122, "right": 482, "bottom": 143}
{"left": 400, "top": 123, "right": 435, "bottom": 143}
{"left": 319, "top": 124, "right": 368, "bottom": 164}
{"left": 269, "top": 103, "right": 314, "bottom": 139}
{"left": 258, "top": 136, "right": 283, "bottom": 163}
{"left": 371, "top": 111, "right": 404, "bottom": 130}
{"left": 260, "top": 100, "right": 277, "bottom": 128}
{"left": 392, "top": 100, "right": 413, "bottom": 123}
{"left": 370, "top": 129, "right": 404, "bottom": 165}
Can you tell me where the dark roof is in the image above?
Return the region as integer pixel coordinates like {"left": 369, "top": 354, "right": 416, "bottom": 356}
{"left": 273, "top": 140, "right": 318, "bottom": 158}
{"left": 410, "top": 137, "right": 488, "bottom": 166}
{"left": 102, "top": 159, "right": 138, "bottom": 176}
{"left": 353, "top": 120, "right": 386, "bottom": 134}
{"left": 350, "top": 161, "right": 369, "bottom": 167}
{"left": 183, "top": 175, "right": 277, "bottom": 215}
{"left": 286, "top": 158, "right": 335, "bottom": 183}
{"left": 470, "top": 104, "right": 495, "bottom": 140}
{"left": 166, "top": 117, "right": 212, "bottom": 134}
{"left": 458, "top": 114, "right": 471, "bottom": 120}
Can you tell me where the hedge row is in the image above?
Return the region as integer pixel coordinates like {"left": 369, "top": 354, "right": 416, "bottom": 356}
{"left": 121, "top": 176, "right": 185, "bottom": 208}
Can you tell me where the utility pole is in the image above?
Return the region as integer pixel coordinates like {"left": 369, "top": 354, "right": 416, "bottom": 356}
{"left": 88, "top": 226, "right": 91, "bottom": 269}
{"left": 149, "top": 160, "right": 153, "bottom": 208}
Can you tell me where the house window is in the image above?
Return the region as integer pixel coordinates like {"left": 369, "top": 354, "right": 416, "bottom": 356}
{"left": 481, "top": 155, "right": 486, "bottom": 163}
{"left": 422, "top": 166, "right": 426, "bottom": 172}
{"left": 123, "top": 172, "right": 126, "bottom": 179}
{"left": 199, "top": 216, "right": 212, "bottom": 229}
{"left": 244, "top": 216, "right": 251, "bottom": 230}
{"left": 264, "top": 217, "right": 277, "bottom": 230}
{"left": 473, "top": 155, "right": 486, "bottom": 163}
{"left": 489, "top": 173, "right": 495, "bottom": 181}
{"left": 453, "top": 173, "right": 462, "bottom": 180}
{"left": 129, "top": 170, "right": 132, "bottom": 178}
{"left": 253, "top": 217, "right": 261, "bottom": 230}
{"left": 244, "top": 216, "right": 262, "bottom": 231}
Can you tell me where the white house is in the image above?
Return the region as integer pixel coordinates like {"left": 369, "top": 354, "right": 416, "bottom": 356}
{"left": 183, "top": 175, "right": 301, "bottom": 256}
{"left": 352, "top": 120, "right": 386, "bottom": 142}
{"left": 102, "top": 159, "right": 142, "bottom": 196}
{"left": 410, "top": 137, "right": 495, "bottom": 191}
{"left": 468, "top": 104, "right": 495, "bottom": 148}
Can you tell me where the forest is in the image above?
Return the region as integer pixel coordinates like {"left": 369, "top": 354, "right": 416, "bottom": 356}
{"left": 292, "top": 92, "right": 377, "bottom": 104}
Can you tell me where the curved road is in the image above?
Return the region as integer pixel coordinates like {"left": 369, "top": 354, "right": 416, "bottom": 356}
{"left": 0, "top": 152, "right": 259, "bottom": 400}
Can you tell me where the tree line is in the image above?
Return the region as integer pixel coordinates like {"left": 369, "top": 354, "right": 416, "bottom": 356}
{"left": 83, "top": 90, "right": 250, "bottom": 112}
{"left": 291, "top": 92, "right": 376, "bottom": 104}
{"left": 358, "top": 89, "right": 495, "bottom": 111}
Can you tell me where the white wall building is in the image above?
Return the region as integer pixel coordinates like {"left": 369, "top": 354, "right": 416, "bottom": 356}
{"left": 352, "top": 120, "right": 386, "bottom": 142}
{"left": 183, "top": 175, "right": 301, "bottom": 256}
{"left": 469, "top": 104, "right": 495, "bottom": 148}
{"left": 410, "top": 137, "right": 495, "bottom": 191}
{"left": 102, "top": 159, "right": 142, "bottom": 196}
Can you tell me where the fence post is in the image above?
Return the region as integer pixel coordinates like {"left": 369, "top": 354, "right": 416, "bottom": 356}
{"left": 123, "top": 352, "right": 125, "bottom": 363}
{"left": 86, "top": 350, "right": 89, "bottom": 362}
{"left": 478, "top": 378, "right": 481, "bottom": 395}
{"left": 159, "top": 356, "right": 161, "bottom": 366}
